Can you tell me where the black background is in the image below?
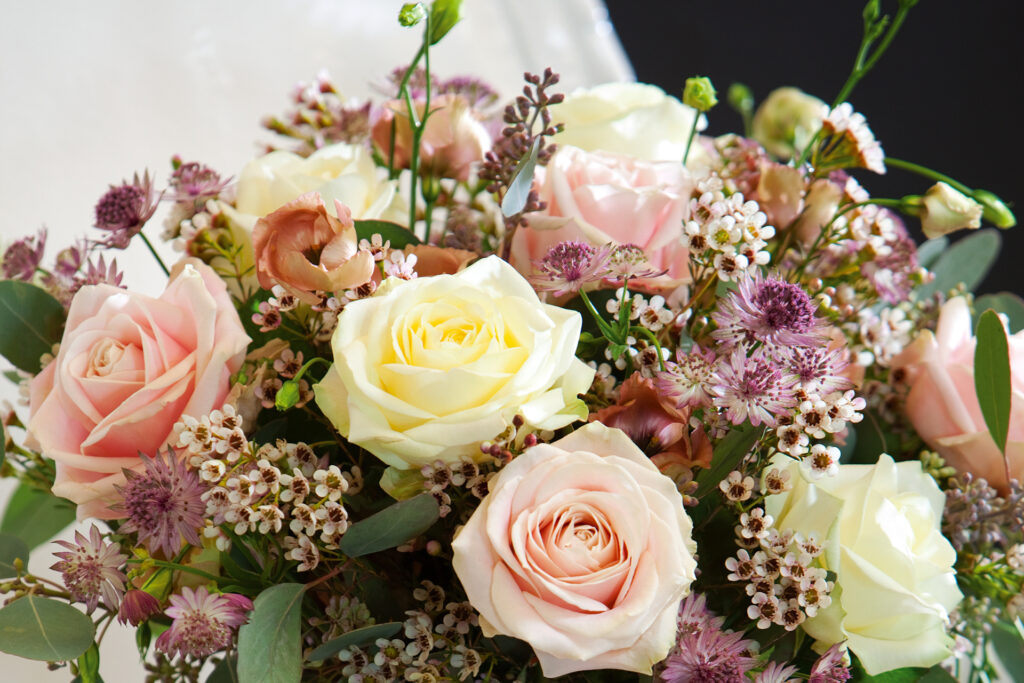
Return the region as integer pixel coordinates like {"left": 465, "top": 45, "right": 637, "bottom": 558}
{"left": 605, "top": 0, "right": 1023, "bottom": 297}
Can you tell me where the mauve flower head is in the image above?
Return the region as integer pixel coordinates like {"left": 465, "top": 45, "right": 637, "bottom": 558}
{"left": 53, "top": 238, "right": 90, "bottom": 280}
{"left": 438, "top": 75, "right": 499, "bottom": 109}
{"left": 114, "top": 449, "right": 207, "bottom": 558}
{"left": 2, "top": 228, "right": 47, "bottom": 281}
{"left": 755, "top": 661, "right": 800, "bottom": 683}
{"left": 94, "top": 170, "right": 160, "bottom": 248}
{"left": 809, "top": 643, "right": 851, "bottom": 683}
{"left": 676, "top": 592, "right": 724, "bottom": 636}
{"left": 51, "top": 524, "right": 127, "bottom": 614}
{"left": 155, "top": 586, "right": 253, "bottom": 658}
{"left": 662, "top": 625, "right": 758, "bottom": 683}
{"left": 69, "top": 255, "right": 125, "bottom": 296}
{"left": 168, "top": 158, "right": 231, "bottom": 204}
{"left": 710, "top": 345, "right": 798, "bottom": 427}
{"left": 713, "top": 271, "right": 826, "bottom": 350}
{"left": 530, "top": 240, "right": 612, "bottom": 296}
{"left": 118, "top": 589, "right": 162, "bottom": 626}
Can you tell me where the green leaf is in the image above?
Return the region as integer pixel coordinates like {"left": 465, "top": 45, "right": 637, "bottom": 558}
{"left": 974, "top": 309, "right": 1012, "bottom": 454}
{"left": 915, "top": 236, "right": 948, "bottom": 269}
{"left": 501, "top": 137, "right": 540, "bottom": 217}
{"left": 237, "top": 583, "right": 304, "bottom": 683}
{"left": 0, "top": 421, "right": 6, "bottom": 471}
{"left": 693, "top": 423, "right": 760, "bottom": 499}
{"left": 976, "top": 292, "right": 1024, "bottom": 334}
{"left": 0, "top": 533, "right": 29, "bottom": 578}
{"left": 991, "top": 620, "right": 1024, "bottom": 679}
{"left": 307, "top": 622, "right": 402, "bottom": 661}
{"left": 0, "top": 482, "right": 76, "bottom": 550}
{"left": 339, "top": 493, "right": 439, "bottom": 557}
{"left": 0, "top": 280, "right": 65, "bottom": 373}
{"left": 0, "top": 594, "right": 95, "bottom": 661}
{"left": 428, "top": 0, "right": 462, "bottom": 45}
{"left": 353, "top": 219, "right": 422, "bottom": 249}
{"left": 850, "top": 665, "right": 928, "bottom": 682}
{"left": 916, "top": 666, "right": 957, "bottom": 682}
{"left": 206, "top": 655, "right": 239, "bottom": 683}
{"left": 77, "top": 641, "right": 101, "bottom": 683}
{"left": 917, "top": 229, "right": 1000, "bottom": 299}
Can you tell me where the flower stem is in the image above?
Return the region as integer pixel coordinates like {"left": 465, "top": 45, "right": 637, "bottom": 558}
{"left": 139, "top": 230, "right": 170, "bottom": 277}
{"left": 884, "top": 157, "right": 972, "bottom": 194}
{"left": 682, "top": 114, "right": 700, "bottom": 166}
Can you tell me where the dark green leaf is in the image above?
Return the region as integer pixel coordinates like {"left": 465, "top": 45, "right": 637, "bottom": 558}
{"left": 0, "top": 594, "right": 95, "bottom": 661}
{"left": 918, "top": 229, "right": 1000, "bottom": 298}
{"left": 237, "top": 583, "right": 304, "bottom": 683}
{"left": 974, "top": 309, "right": 1012, "bottom": 454}
{"left": 915, "top": 236, "right": 948, "bottom": 269}
{"left": 849, "top": 408, "right": 898, "bottom": 464}
{"left": 0, "top": 423, "right": 6, "bottom": 471}
{"left": 0, "top": 280, "right": 64, "bottom": 373}
{"left": 992, "top": 620, "right": 1024, "bottom": 679}
{"left": 916, "top": 666, "right": 957, "bottom": 682}
{"left": 77, "top": 641, "right": 101, "bottom": 683}
{"left": 428, "top": 0, "right": 462, "bottom": 44}
{"left": 307, "top": 622, "right": 402, "bottom": 661}
{"left": 976, "top": 292, "right": 1024, "bottom": 334}
{"left": 693, "top": 423, "right": 759, "bottom": 499}
{"left": 501, "top": 137, "right": 540, "bottom": 217}
{"left": 136, "top": 621, "right": 152, "bottom": 659}
{"left": 339, "top": 493, "right": 439, "bottom": 557}
{"left": 3, "top": 370, "right": 21, "bottom": 384}
{"left": 206, "top": 655, "right": 239, "bottom": 683}
{"left": 353, "top": 219, "right": 422, "bottom": 249}
{"left": 0, "top": 533, "right": 29, "bottom": 578}
{"left": 0, "top": 482, "right": 76, "bottom": 550}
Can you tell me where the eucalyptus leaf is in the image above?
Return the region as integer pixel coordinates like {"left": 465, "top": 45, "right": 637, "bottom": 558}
{"left": 0, "top": 482, "right": 76, "bottom": 550}
{"left": 976, "top": 292, "right": 1024, "bottom": 334}
{"left": 0, "top": 533, "right": 29, "bottom": 578}
{"left": 0, "top": 594, "right": 95, "bottom": 661}
{"left": 307, "top": 622, "right": 402, "bottom": 661}
{"left": 77, "top": 641, "right": 101, "bottom": 683}
{"left": 916, "top": 666, "right": 958, "bottom": 682}
{"left": 0, "top": 280, "right": 64, "bottom": 373}
{"left": 501, "top": 137, "right": 540, "bottom": 217}
{"left": 428, "top": 0, "right": 462, "bottom": 45}
{"left": 339, "top": 493, "right": 439, "bottom": 557}
{"left": 914, "top": 236, "right": 948, "bottom": 269}
{"left": 206, "top": 655, "right": 239, "bottom": 683}
{"left": 974, "top": 309, "right": 1012, "bottom": 454}
{"left": 917, "top": 229, "right": 1000, "bottom": 299}
{"left": 693, "top": 423, "right": 759, "bottom": 499}
{"left": 991, "top": 622, "right": 1024, "bottom": 679}
{"left": 353, "top": 219, "right": 422, "bottom": 249}
{"left": 237, "top": 583, "right": 304, "bottom": 683}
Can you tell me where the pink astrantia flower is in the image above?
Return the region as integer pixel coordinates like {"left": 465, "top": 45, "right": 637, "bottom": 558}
{"left": 756, "top": 661, "right": 800, "bottom": 683}
{"left": 51, "top": 524, "right": 127, "bottom": 614}
{"left": 94, "top": 171, "right": 160, "bottom": 248}
{"left": 809, "top": 642, "right": 852, "bottom": 683}
{"left": 656, "top": 346, "right": 717, "bottom": 409}
{"left": 1, "top": 228, "right": 47, "bottom": 281}
{"left": 710, "top": 346, "right": 797, "bottom": 427}
{"left": 661, "top": 626, "right": 758, "bottom": 683}
{"left": 118, "top": 589, "right": 162, "bottom": 626}
{"left": 168, "top": 160, "right": 231, "bottom": 204}
{"left": 530, "top": 240, "right": 612, "bottom": 297}
{"left": 155, "top": 586, "right": 253, "bottom": 658}
{"left": 713, "top": 272, "right": 826, "bottom": 351}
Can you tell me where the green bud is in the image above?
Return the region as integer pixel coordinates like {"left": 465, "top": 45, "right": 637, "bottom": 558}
{"left": 683, "top": 76, "right": 718, "bottom": 112}
{"left": 862, "top": 0, "right": 881, "bottom": 24}
{"left": 275, "top": 380, "right": 300, "bottom": 411}
{"left": 398, "top": 3, "right": 427, "bottom": 27}
{"left": 970, "top": 189, "right": 1017, "bottom": 229}
{"left": 727, "top": 82, "right": 754, "bottom": 118}
{"left": 429, "top": 0, "right": 463, "bottom": 45}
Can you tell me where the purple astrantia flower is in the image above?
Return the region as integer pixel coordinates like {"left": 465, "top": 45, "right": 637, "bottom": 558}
{"left": 118, "top": 589, "right": 162, "bottom": 626}
{"left": 755, "top": 661, "right": 800, "bottom": 683}
{"left": 79, "top": 255, "right": 125, "bottom": 289}
{"left": 662, "top": 625, "right": 758, "bottom": 683}
{"left": 605, "top": 243, "right": 666, "bottom": 282}
{"left": 861, "top": 225, "right": 918, "bottom": 304}
{"left": 168, "top": 159, "right": 231, "bottom": 204}
{"left": 710, "top": 346, "right": 798, "bottom": 427}
{"left": 1, "top": 228, "right": 47, "bottom": 281}
{"left": 115, "top": 450, "right": 207, "bottom": 558}
{"left": 657, "top": 346, "right": 717, "bottom": 410}
{"left": 712, "top": 272, "right": 826, "bottom": 350}
{"left": 530, "top": 240, "right": 612, "bottom": 296}
{"left": 809, "top": 643, "right": 852, "bottom": 683}
{"left": 51, "top": 524, "right": 127, "bottom": 614}
{"left": 94, "top": 171, "right": 160, "bottom": 248}
{"left": 676, "top": 592, "right": 725, "bottom": 636}
{"left": 782, "top": 346, "right": 853, "bottom": 397}
{"left": 155, "top": 586, "right": 253, "bottom": 658}
{"left": 437, "top": 76, "right": 499, "bottom": 108}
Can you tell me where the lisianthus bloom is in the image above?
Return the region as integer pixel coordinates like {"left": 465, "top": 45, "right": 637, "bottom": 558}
{"left": 251, "top": 193, "right": 375, "bottom": 304}
{"left": 451, "top": 422, "right": 697, "bottom": 676}
{"left": 915, "top": 182, "right": 983, "bottom": 239}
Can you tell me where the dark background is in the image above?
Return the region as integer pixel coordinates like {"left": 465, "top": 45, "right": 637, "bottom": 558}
{"left": 605, "top": 0, "right": 1023, "bottom": 297}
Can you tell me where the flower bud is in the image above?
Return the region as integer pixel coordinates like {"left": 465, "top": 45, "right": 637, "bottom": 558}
{"left": 906, "top": 182, "right": 983, "bottom": 239}
{"left": 970, "top": 189, "right": 1017, "bottom": 228}
{"left": 118, "top": 589, "right": 162, "bottom": 626}
{"left": 682, "top": 76, "right": 718, "bottom": 112}
{"left": 275, "top": 380, "right": 301, "bottom": 411}
{"left": 398, "top": 3, "right": 426, "bottom": 27}
{"left": 727, "top": 82, "right": 754, "bottom": 118}
{"left": 752, "top": 87, "right": 828, "bottom": 159}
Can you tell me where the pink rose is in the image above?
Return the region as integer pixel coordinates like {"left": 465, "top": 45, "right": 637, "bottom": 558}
{"left": 26, "top": 259, "right": 250, "bottom": 519}
{"left": 451, "top": 422, "right": 697, "bottom": 676}
{"left": 893, "top": 296, "right": 1024, "bottom": 491}
{"left": 510, "top": 145, "right": 693, "bottom": 287}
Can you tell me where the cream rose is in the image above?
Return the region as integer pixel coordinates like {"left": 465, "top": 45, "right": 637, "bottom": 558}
{"left": 551, "top": 82, "right": 705, "bottom": 162}
{"left": 234, "top": 142, "right": 405, "bottom": 222}
{"left": 452, "top": 422, "right": 697, "bottom": 677}
{"left": 26, "top": 260, "right": 250, "bottom": 519}
{"left": 893, "top": 296, "right": 1024, "bottom": 491}
{"left": 766, "top": 454, "right": 962, "bottom": 675}
{"left": 314, "top": 256, "right": 594, "bottom": 469}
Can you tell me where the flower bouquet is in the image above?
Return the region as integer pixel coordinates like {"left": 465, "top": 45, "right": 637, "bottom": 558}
{"left": 1, "top": 1, "right": 1021, "bottom": 681}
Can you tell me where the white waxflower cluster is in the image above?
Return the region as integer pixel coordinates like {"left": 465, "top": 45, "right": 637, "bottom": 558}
{"left": 684, "top": 175, "right": 774, "bottom": 282}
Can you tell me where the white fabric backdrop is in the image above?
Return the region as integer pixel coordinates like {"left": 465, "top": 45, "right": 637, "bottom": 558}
{"left": 0, "top": 1, "right": 631, "bottom": 680}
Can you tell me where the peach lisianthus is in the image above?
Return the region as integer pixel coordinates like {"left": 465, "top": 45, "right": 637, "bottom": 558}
{"left": 251, "top": 193, "right": 375, "bottom": 304}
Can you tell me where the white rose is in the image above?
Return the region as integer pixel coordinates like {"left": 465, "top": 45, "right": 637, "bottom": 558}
{"left": 551, "top": 82, "right": 706, "bottom": 162}
{"left": 234, "top": 142, "right": 405, "bottom": 222}
{"left": 918, "top": 182, "right": 983, "bottom": 239}
{"left": 314, "top": 256, "right": 594, "bottom": 470}
{"left": 765, "top": 453, "right": 962, "bottom": 675}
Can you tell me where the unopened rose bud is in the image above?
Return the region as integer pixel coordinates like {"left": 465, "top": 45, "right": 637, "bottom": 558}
{"left": 682, "top": 76, "right": 718, "bottom": 112}
{"left": 275, "top": 380, "right": 301, "bottom": 411}
{"left": 970, "top": 189, "right": 1016, "bottom": 229}
{"left": 398, "top": 2, "right": 426, "bottom": 26}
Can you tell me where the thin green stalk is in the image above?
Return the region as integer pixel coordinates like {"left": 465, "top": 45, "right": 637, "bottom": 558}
{"left": 682, "top": 114, "right": 700, "bottom": 166}
{"left": 885, "top": 156, "right": 972, "bottom": 194}
{"left": 139, "top": 231, "right": 170, "bottom": 276}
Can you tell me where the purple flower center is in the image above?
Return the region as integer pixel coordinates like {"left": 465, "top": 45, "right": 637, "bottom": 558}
{"left": 542, "top": 241, "right": 596, "bottom": 282}
{"left": 752, "top": 278, "right": 816, "bottom": 332}
{"left": 95, "top": 185, "right": 145, "bottom": 230}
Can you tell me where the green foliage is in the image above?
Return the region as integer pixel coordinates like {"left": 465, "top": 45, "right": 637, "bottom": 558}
{"left": 0, "top": 280, "right": 64, "bottom": 373}
{"left": 914, "top": 236, "right": 948, "bottom": 269}
{"left": 76, "top": 642, "right": 102, "bottom": 683}
{"left": 0, "top": 482, "right": 76, "bottom": 550}
{"left": 206, "top": 655, "right": 239, "bottom": 683}
{"left": 339, "top": 493, "right": 440, "bottom": 557}
{"left": 237, "top": 583, "right": 305, "bottom": 683}
{"left": 917, "top": 229, "right": 1000, "bottom": 299}
{"left": 974, "top": 309, "right": 1012, "bottom": 454}
{"left": 693, "top": 423, "right": 760, "bottom": 499}
{"left": 501, "top": 138, "right": 540, "bottom": 217}
{"left": 0, "top": 533, "right": 29, "bottom": 578}
{"left": 307, "top": 622, "right": 403, "bottom": 661}
{"left": 976, "top": 292, "right": 1024, "bottom": 334}
{"left": 428, "top": 0, "right": 463, "bottom": 45}
{"left": 0, "top": 594, "right": 95, "bottom": 661}
{"left": 353, "top": 219, "right": 422, "bottom": 249}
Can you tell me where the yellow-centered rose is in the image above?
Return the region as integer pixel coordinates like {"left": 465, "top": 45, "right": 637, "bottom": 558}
{"left": 315, "top": 256, "right": 594, "bottom": 469}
